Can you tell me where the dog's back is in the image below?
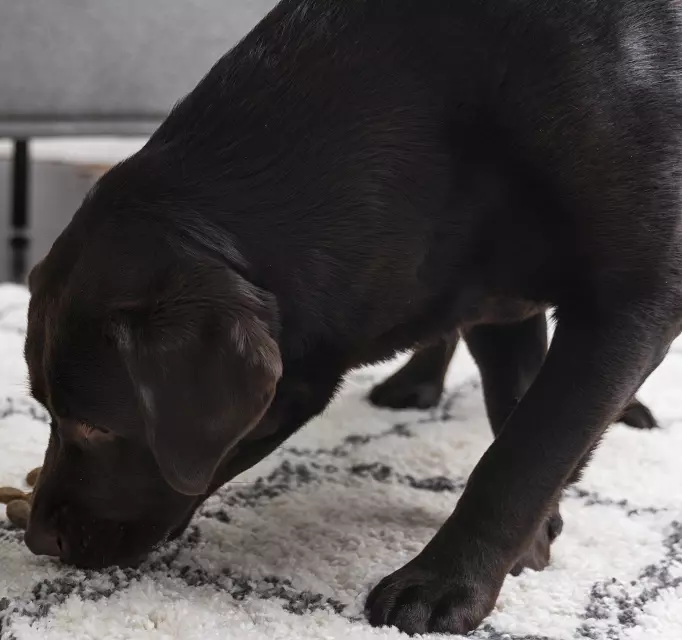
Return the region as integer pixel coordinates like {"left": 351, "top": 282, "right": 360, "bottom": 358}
{"left": 79, "top": 0, "right": 682, "bottom": 359}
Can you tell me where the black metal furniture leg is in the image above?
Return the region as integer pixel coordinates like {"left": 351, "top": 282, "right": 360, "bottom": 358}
{"left": 10, "top": 139, "right": 29, "bottom": 283}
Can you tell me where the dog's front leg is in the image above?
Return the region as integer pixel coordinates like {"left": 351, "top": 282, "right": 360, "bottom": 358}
{"left": 365, "top": 302, "right": 679, "bottom": 635}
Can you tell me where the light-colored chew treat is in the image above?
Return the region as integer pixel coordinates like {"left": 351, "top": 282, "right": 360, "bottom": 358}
{"left": 26, "top": 468, "right": 41, "bottom": 488}
{"left": 0, "top": 487, "right": 29, "bottom": 504}
{"left": 1, "top": 468, "right": 40, "bottom": 527}
{"left": 6, "top": 499, "right": 30, "bottom": 529}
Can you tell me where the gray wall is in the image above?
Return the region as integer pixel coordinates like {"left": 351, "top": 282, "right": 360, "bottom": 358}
{"left": 0, "top": 0, "right": 278, "bottom": 122}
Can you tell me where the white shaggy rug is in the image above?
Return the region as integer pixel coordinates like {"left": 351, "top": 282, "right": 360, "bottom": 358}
{"left": 0, "top": 283, "right": 681, "bottom": 640}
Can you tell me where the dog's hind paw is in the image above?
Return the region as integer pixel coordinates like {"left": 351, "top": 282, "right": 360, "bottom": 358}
{"left": 618, "top": 398, "right": 659, "bottom": 430}
{"left": 369, "top": 375, "right": 443, "bottom": 410}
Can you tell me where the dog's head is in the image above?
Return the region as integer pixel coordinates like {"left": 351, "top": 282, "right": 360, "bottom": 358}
{"left": 23, "top": 205, "right": 283, "bottom": 568}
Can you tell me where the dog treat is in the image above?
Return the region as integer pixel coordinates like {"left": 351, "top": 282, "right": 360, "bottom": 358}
{"left": 26, "top": 467, "right": 41, "bottom": 488}
{"left": 0, "top": 487, "right": 29, "bottom": 504}
{"left": 6, "top": 499, "right": 30, "bottom": 529}
{"left": 0, "top": 468, "right": 40, "bottom": 529}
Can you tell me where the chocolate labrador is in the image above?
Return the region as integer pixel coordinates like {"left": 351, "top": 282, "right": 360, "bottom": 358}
{"left": 23, "top": 0, "right": 681, "bottom": 635}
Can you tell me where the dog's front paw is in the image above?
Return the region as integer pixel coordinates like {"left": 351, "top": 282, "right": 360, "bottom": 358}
{"left": 365, "top": 564, "right": 498, "bottom": 636}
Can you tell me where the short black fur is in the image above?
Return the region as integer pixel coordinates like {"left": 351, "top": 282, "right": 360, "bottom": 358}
{"left": 24, "top": 0, "right": 682, "bottom": 634}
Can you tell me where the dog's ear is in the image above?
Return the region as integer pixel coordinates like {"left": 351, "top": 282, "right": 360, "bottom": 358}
{"left": 112, "top": 265, "right": 282, "bottom": 496}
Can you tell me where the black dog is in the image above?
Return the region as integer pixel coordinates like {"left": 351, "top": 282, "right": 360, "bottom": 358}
{"left": 23, "top": 0, "right": 682, "bottom": 635}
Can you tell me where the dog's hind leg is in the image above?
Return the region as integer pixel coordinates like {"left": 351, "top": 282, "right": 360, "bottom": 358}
{"left": 368, "top": 337, "right": 458, "bottom": 409}
{"left": 369, "top": 323, "right": 657, "bottom": 429}
{"left": 463, "top": 315, "right": 547, "bottom": 438}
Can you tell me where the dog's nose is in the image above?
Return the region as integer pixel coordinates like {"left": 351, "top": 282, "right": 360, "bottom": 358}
{"left": 24, "top": 524, "right": 63, "bottom": 559}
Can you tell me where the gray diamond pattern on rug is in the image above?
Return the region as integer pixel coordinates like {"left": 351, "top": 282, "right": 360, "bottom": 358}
{"left": 0, "top": 284, "right": 680, "bottom": 640}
